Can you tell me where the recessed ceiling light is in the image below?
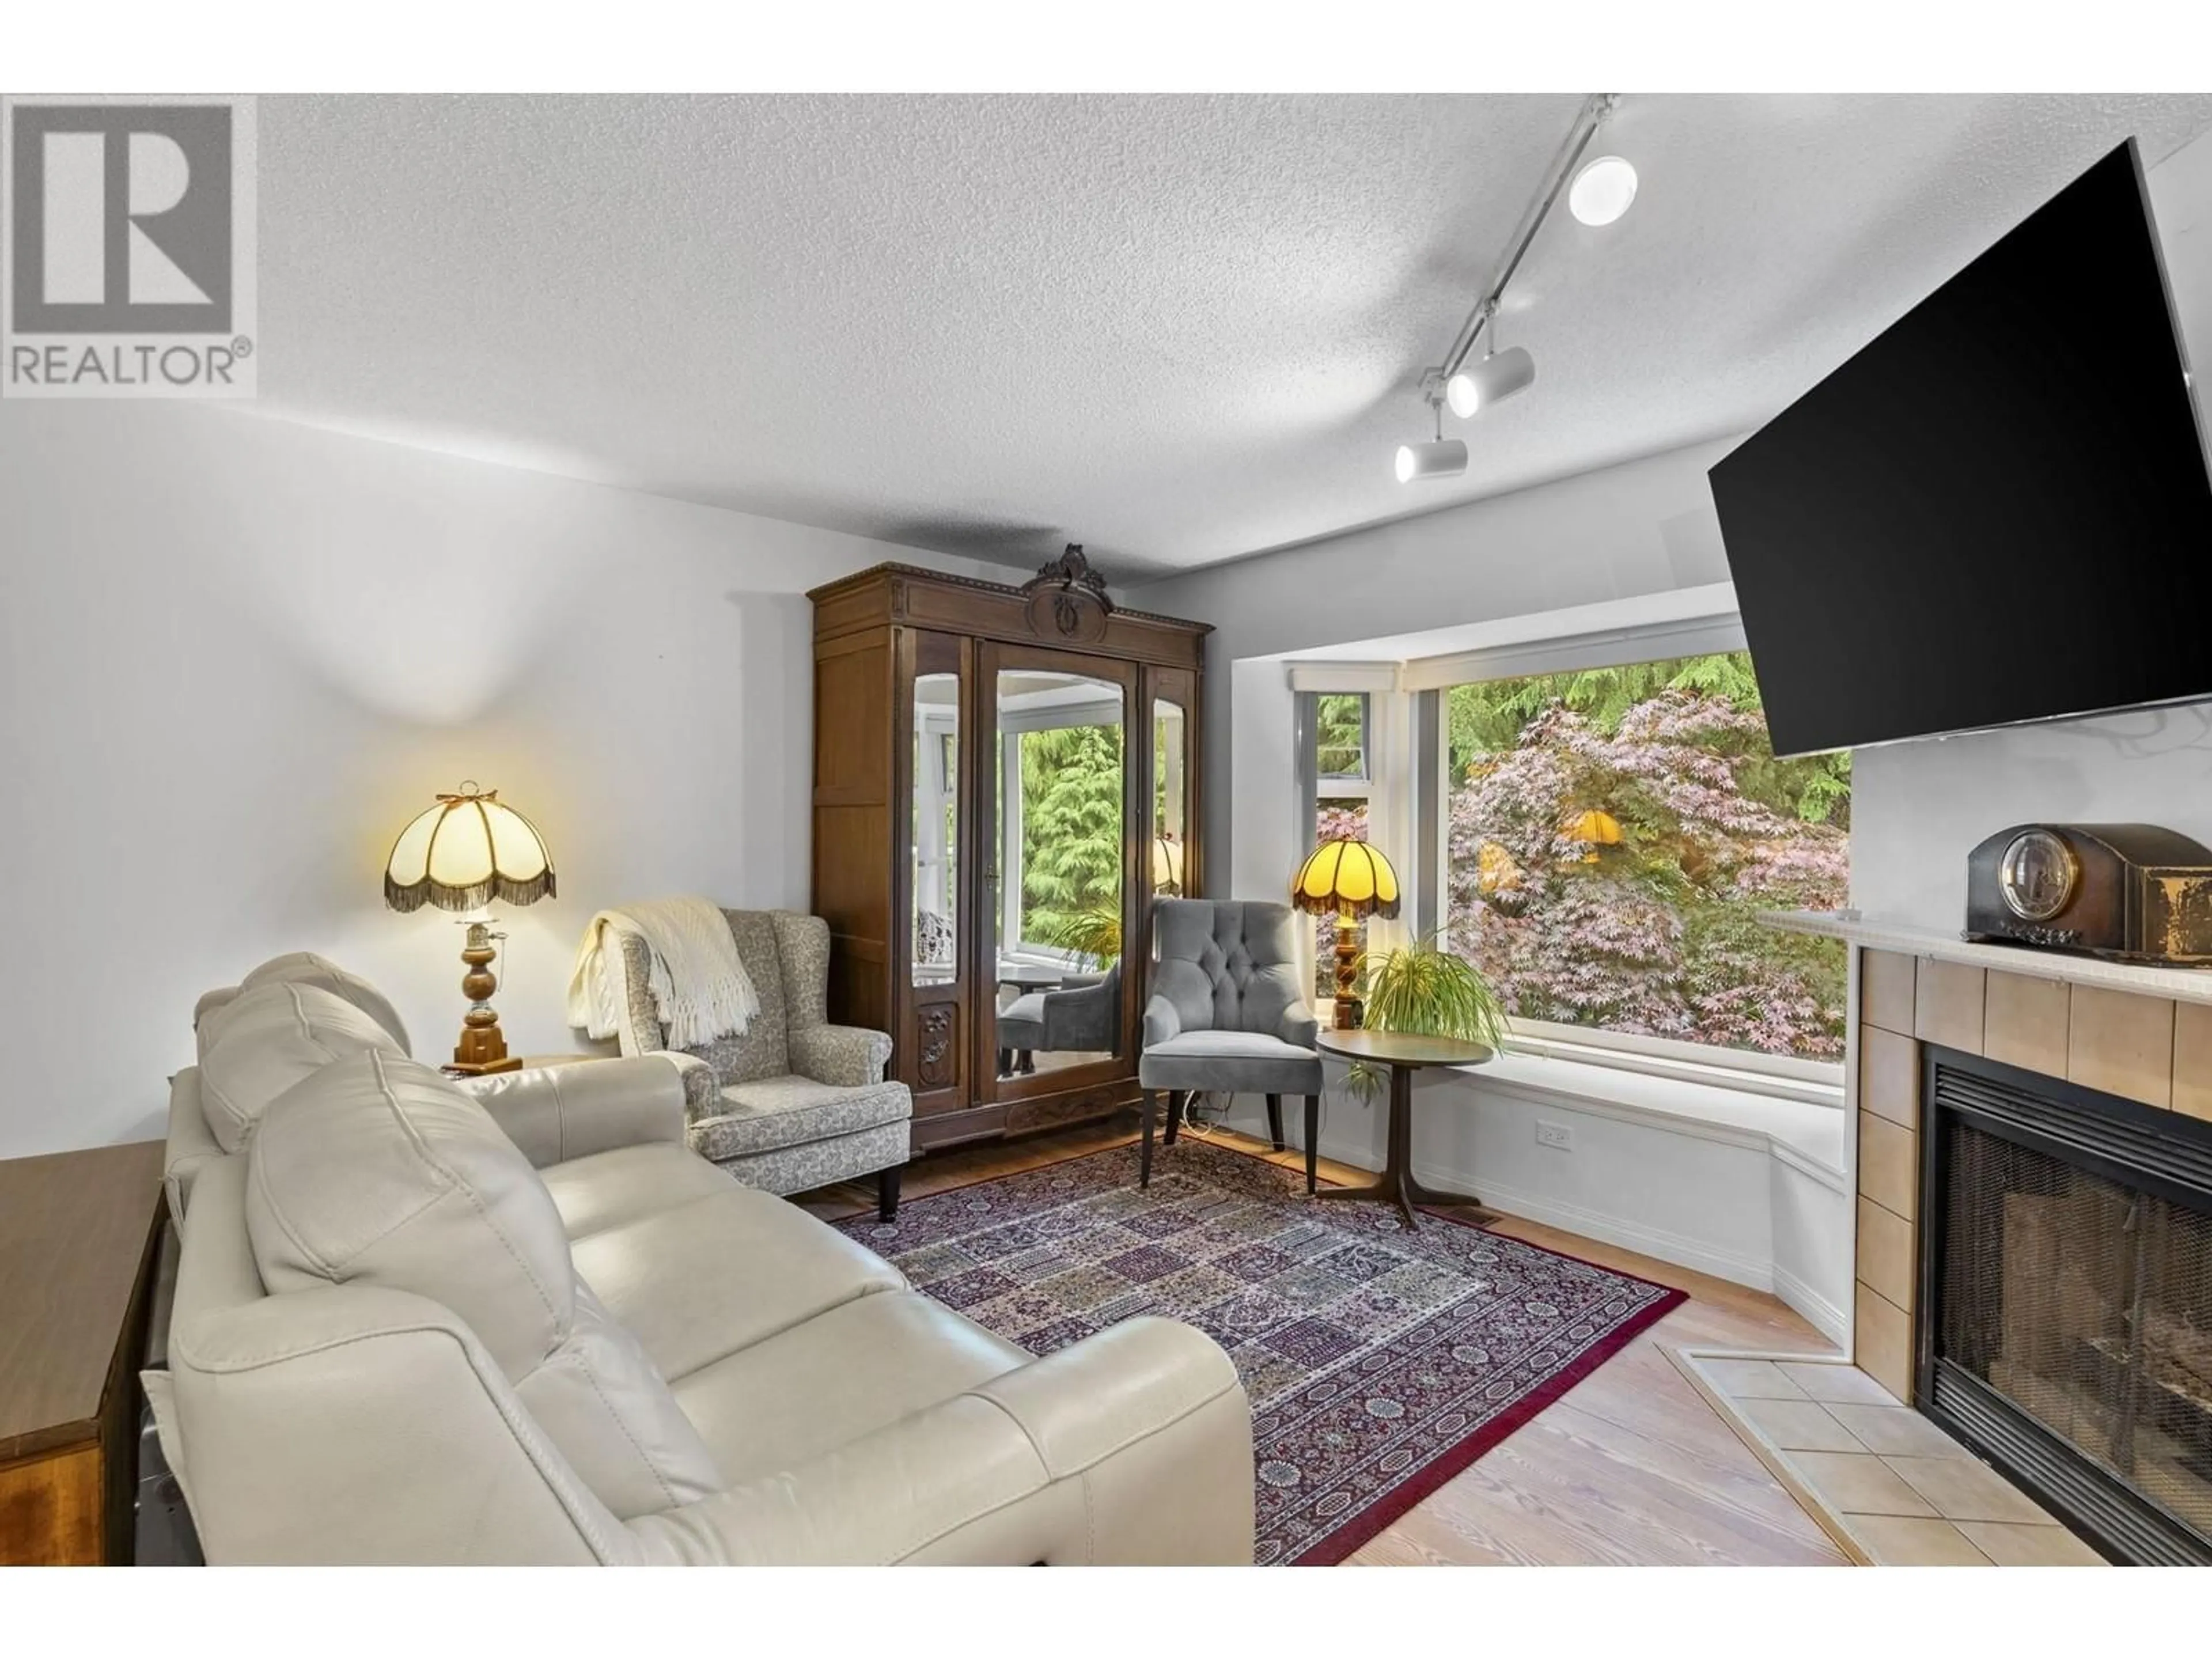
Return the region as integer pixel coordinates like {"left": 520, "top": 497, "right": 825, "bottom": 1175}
{"left": 1568, "top": 155, "right": 1638, "bottom": 227}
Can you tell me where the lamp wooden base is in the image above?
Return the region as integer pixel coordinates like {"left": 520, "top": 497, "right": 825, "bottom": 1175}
{"left": 446, "top": 1048, "right": 522, "bottom": 1077}
{"left": 448, "top": 920, "right": 522, "bottom": 1075}
{"left": 1331, "top": 916, "right": 1363, "bottom": 1030}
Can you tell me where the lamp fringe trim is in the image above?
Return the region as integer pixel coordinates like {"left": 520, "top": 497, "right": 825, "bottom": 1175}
{"left": 384, "top": 871, "right": 558, "bottom": 914}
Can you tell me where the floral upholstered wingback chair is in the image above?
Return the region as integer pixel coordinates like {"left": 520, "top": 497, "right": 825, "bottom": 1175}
{"left": 611, "top": 910, "right": 911, "bottom": 1218}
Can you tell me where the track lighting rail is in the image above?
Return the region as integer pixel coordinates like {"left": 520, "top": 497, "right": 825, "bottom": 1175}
{"left": 1434, "top": 93, "right": 1618, "bottom": 382}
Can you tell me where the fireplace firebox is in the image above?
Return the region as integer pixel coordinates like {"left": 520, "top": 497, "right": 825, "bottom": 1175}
{"left": 1919, "top": 1045, "right": 2212, "bottom": 1565}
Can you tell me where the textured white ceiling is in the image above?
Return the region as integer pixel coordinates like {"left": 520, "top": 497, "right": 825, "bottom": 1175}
{"left": 248, "top": 94, "right": 2212, "bottom": 579}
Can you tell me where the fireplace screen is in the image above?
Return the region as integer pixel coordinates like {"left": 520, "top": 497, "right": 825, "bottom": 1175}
{"left": 1936, "top": 1115, "right": 2212, "bottom": 1547}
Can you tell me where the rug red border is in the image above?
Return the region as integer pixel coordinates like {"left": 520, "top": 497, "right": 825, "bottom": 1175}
{"left": 1289, "top": 1256, "right": 1686, "bottom": 1565}
{"left": 847, "top": 1132, "right": 1691, "bottom": 1567}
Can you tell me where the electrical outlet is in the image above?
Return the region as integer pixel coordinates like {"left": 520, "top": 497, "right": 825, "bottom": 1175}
{"left": 1535, "top": 1120, "right": 1573, "bottom": 1152}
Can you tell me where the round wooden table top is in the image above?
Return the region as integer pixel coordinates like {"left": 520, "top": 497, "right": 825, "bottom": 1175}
{"left": 1314, "top": 1028, "right": 1495, "bottom": 1069}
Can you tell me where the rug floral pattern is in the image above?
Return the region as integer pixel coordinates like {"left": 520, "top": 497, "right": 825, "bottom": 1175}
{"left": 834, "top": 1138, "right": 1684, "bottom": 1564}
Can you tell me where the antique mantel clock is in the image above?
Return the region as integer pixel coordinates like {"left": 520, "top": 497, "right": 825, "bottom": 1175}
{"left": 1964, "top": 823, "right": 2212, "bottom": 964}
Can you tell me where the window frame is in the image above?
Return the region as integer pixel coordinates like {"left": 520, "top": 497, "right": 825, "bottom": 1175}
{"left": 1294, "top": 614, "right": 1848, "bottom": 1100}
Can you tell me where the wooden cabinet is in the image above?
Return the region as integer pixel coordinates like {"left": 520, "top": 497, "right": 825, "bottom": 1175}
{"left": 808, "top": 555, "right": 1208, "bottom": 1151}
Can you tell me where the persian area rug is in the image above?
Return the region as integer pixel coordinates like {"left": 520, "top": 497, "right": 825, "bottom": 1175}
{"left": 833, "top": 1137, "right": 1685, "bottom": 1565}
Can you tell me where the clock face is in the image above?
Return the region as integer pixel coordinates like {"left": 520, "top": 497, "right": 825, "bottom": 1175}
{"left": 1999, "top": 830, "right": 2079, "bottom": 923}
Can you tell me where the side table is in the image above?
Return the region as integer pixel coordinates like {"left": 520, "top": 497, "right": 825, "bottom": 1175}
{"left": 0, "top": 1139, "right": 166, "bottom": 1564}
{"left": 1313, "top": 1029, "right": 1495, "bottom": 1229}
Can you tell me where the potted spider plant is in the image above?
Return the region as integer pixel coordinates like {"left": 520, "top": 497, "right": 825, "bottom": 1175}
{"left": 1342, "top": 932, "right": 1509, "bottom": 1100}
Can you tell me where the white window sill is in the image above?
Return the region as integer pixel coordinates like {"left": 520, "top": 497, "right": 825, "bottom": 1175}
{"left": 1501, "top": 1029, "right": 1843, "bottom": 1111}
{"left": 1308, "top": 1031, "right": 1847, "bottom": 1191}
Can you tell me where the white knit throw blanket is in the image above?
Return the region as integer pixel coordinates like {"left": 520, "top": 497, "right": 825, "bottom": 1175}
{"left": 567, "top": 897, "right": 760, "bottom": 1049}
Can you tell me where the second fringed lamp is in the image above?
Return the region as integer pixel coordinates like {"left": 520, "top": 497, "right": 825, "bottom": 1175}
{"left": 383, "top": 782, "right": 556, "bottom": 1075}
{"left": 1291, "top": 836, "right": 1400, "bottom": 1030}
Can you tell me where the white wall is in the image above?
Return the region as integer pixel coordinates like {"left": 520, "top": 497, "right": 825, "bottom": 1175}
{"left": 0, "top": 402, "right": 991, "bottom": 1158}
{"left": 1128, "top": 437, "right": 1742, "bottom": 898}
{"left": 1850, "top": 128, "right": 2212, "bottom": 927}
{"left": 1850, "top": 707, "right": 2212, "bottom": 926}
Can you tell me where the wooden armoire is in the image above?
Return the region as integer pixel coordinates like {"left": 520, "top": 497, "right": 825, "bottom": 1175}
{"left": 808, "top": 552, "right": 1210, "bottom": 1152}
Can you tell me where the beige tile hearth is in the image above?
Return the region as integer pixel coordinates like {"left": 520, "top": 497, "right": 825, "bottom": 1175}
{"left": 1778, "top": 1360, "right": 1899, "bottom": 1406}
{"left": 1884, "top": 1455, "right": 2053, "bottom": 1524}
{"left": 1823, "top": 1403, "right": 1968, "bottom": 1459}
{"left": 1956, "top": 1521, "right": 2106, "bottom": 1566}
{"left": 1699, "top": 1358, "right": 1807, "bottom": 1399}
{"left": 1849, "top": 1514, "right": 1995, "bottom": 1566}
{"left": 1738, "top": 1395, "right": 1865, "bottom": 1452}
{"left": 1782, "top": 1449, "right": 1937, "bottom": 1517}
{"left": 1672, "top": 1349, "right": 2108, "bottom": 1567}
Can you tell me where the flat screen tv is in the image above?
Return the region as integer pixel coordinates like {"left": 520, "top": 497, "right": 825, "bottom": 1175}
{"left": 1709, "top": 139, "right": 2212, "bottom": 757}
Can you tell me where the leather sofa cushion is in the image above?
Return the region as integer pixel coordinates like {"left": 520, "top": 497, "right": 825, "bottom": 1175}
{"left": 210, "top": 952, "right": 411, "bottom": 1055}
{"left": 247, "top": 1051, "right": 723, "bottom": 1520}
{"left": 540, "top": 1142, "right": 739, "bottom": 1242}
{"left": 248, "top": 1050, "right": 582, "bottom": 1376}
{"left": 570, "top": 1182, "right": 905, "bottom": 1383}
{"left": 198, "top": 982, "right": 406, "bottom": 1152}
{"left": 673, "top": 1290, "right": 1028, "bottom": 1484}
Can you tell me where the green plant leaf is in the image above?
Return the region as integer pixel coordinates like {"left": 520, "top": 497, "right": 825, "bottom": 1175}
{"left": 1354, "top": 931, "right": 1509, "bottom": 1051}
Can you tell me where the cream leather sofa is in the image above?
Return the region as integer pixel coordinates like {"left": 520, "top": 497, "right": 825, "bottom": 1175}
{"left": 153, "top": 954, "right": 1253, "bottom": 1565}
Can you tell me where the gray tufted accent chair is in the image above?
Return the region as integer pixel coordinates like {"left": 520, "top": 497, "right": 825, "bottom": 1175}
{"left": 996, "top": 959, "right": 1123, "bottom": 1075}
{"left": 1139, "top": 899, "right": 1323, "bottom": 1192}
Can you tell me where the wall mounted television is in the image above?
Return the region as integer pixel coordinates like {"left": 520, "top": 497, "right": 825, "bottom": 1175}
{"left": 1709, "top": 139, "right": 2212, "bottom": 759}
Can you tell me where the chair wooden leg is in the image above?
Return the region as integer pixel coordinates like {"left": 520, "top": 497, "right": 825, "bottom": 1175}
{"left": 1304, "top": 1094, "right": 1320, "bottom": 1194}
{"left": 877, "top": 1164, "right": 902, "bottom": 1222}
{"left": 1265, "top": 1093, "right": 1285, "bottom": 1152}
{"left": 1164, "top": 1089, "right": 1187, "bottom": 1145}
{"left": 1139, "top": 1089, "right": 1158, "bottom": 1186}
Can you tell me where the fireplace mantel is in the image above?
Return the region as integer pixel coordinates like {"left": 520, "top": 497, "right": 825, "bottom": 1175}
{"left": 1763, "top": 910, "right": 2212, "bottom": 1007}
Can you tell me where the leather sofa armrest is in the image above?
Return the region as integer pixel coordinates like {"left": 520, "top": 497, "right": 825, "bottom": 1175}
{"left": 454, "top": 1055, "right": 690, "bottom": 1168}
{"left": 1280, "top": 1004, "right": 1320, "bottom": 1051}
{"left": 629, "top": 1317, "right": 1251, "bottom": 1566}
{"left": 789, "top": 1024, "right": 893, "bottom": 1088}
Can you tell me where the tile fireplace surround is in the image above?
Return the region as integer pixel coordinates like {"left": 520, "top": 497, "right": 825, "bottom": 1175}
{"left": 1767, "top": 911, "right": 2212, "bottom": 1562}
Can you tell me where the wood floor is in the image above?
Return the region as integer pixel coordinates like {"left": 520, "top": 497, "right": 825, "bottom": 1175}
{"left": 797, "top": 1112, "right": 1852, "bottom": 1567}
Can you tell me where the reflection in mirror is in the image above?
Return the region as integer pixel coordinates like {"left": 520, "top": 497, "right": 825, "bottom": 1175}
{"left": 994, "top": 669, "right": 1125, "bottom": 1080}
{"left": 911, "top": 673, "right": 958, "bottom": 987}
{"left": 1153, "top": 697, "right": 1187, "bottom": 897}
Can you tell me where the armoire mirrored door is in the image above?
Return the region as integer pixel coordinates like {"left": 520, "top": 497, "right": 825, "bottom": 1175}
{"left": 976, "top": 643, "right": 1138, "bottom": 1101}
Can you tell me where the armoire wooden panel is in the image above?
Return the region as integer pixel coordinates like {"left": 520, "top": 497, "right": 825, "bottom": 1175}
{"left": 808, "top": 553, "right": 1209, "bottom": 1153}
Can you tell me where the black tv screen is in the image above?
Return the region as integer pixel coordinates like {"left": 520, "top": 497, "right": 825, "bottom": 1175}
{"left": 1710, "top": 139, "right": 2212, "bottom": 757}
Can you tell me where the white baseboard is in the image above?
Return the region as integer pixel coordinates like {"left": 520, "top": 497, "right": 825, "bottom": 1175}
{"left": 1453, "top": 1172, "right": 1778, "bottom": 1294}
{"left": 1296, "top": 1125, "right": 1777, "bottom": 1293}
{"left": 1772, "top": 1260, "right": 1848, "bottom": 1350}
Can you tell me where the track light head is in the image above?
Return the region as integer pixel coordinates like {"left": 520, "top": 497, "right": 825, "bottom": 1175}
{"left": 1395, "top": 437, "right": 1468, "bottom": 484}
{"left": 1445, "top": 346, "right": 1536, "bottom": 419}
{"left": 1569, "top": 155, "right": 1638, "bottom": 226}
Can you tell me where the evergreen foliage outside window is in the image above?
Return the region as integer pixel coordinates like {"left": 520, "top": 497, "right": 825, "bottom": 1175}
{"left": 1017, "top": 722, "right": 1124, "bottom": 960}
